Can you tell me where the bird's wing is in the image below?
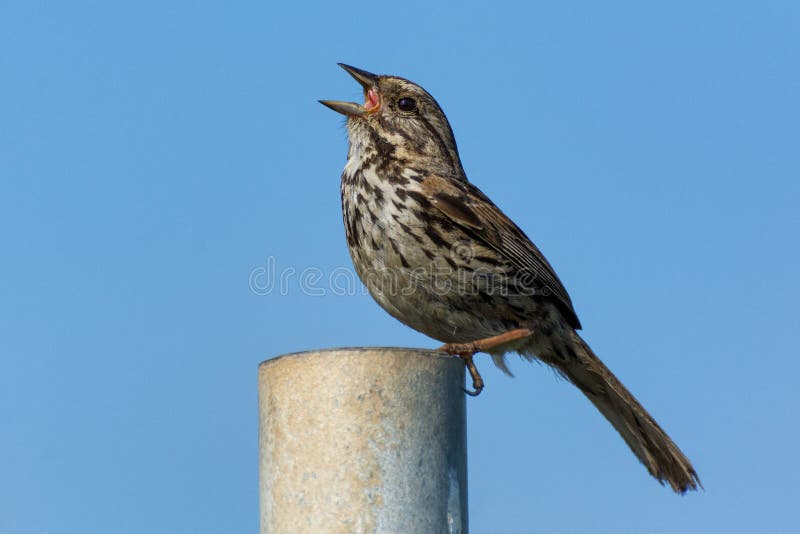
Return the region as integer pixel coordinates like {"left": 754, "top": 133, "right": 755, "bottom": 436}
{"left": 421, "top": 173, "right": 581, "bottom": 329}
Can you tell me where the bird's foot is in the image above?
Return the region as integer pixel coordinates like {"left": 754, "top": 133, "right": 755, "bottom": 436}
{"left": 438, "top": 328, "right": 533, "bottom": 396}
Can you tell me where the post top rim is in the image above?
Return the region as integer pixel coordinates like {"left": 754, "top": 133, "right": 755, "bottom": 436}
{"left": 259, "top": 346, "right": 453, "bottom": 369}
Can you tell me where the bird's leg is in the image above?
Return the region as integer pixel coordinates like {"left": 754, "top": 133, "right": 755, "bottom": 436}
{"left": 438, "top": 328, "right": 533, "bottom": 396}
{"left": 439, "top": 328, "right": 533, "bottom": 356}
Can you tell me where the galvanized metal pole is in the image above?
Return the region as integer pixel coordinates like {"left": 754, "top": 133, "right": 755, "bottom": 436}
{"left": 258, "top": 347, "right": 468, "bottom": 534}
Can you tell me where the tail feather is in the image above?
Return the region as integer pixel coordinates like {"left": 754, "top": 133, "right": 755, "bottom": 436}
{"left": 552, "top": 331, "right": 701, "bottom": 493}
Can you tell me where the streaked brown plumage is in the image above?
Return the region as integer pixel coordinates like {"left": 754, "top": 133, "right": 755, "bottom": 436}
{"left": 321, "top": 63, "right": 700, "bottom": 493}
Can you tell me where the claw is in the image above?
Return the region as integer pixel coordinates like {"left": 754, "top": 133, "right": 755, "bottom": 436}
{"left": 461, "top": 352, "right": 485, "bottom": 396}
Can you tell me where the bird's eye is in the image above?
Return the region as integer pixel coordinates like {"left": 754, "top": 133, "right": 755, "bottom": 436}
{"left": 397, "top": 97, "right": 417, "bottom": 112}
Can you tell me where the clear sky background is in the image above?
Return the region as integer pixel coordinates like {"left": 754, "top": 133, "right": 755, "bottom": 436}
{"left": 1, "top": 1, "right": 798, "bottom": 533}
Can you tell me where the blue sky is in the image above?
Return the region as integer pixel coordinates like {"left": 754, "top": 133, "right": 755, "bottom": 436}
{"left": 1, "top": 1, "right": 798, "bottom": 532}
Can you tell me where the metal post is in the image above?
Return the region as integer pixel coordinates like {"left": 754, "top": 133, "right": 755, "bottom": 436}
{"left": 258, "top": 347, "right": 468, "bottom": 534}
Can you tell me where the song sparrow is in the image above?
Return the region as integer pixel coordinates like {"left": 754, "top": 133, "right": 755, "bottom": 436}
{"left": 321, "top": 64, "right": 699, "bottom": 493}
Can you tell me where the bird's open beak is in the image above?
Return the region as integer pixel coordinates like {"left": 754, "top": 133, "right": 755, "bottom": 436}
{"left": 319, "top": 63, "right": 381, "bottom": 116}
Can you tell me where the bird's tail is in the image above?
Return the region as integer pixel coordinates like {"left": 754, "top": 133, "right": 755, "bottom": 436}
{"left": 550, "top": 331, "right": 700, "bottom": 493}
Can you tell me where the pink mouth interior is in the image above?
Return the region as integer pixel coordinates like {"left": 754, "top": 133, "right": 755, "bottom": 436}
{"left": 364, "top": 88, "right": 380, "bottom": 111}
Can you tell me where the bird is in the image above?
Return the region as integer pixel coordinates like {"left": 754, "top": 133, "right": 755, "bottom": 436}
{"left": 320, "top": 63, "right": 700, "bottom": 493}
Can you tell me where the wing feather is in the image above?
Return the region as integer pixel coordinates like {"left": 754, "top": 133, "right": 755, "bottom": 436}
{"left": 423, "top": 174, "right": 581, "bottom": 329}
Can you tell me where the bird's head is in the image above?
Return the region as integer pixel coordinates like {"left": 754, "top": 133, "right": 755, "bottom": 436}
{"left": 320, "top": 63, "right": 464, "bottom": 177}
